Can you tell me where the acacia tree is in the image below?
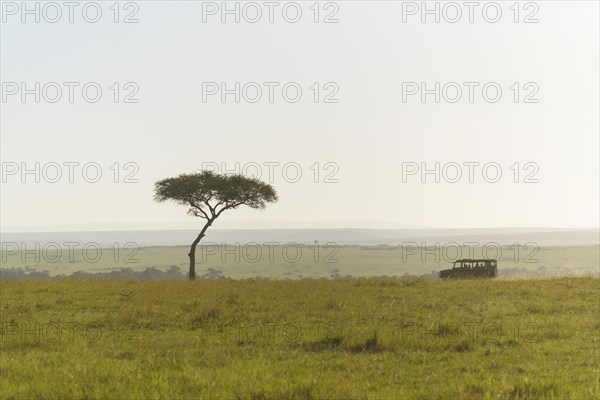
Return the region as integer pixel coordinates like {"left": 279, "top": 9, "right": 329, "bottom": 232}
{"left": 154, "top": 171, "right": 278, "bottom": 280}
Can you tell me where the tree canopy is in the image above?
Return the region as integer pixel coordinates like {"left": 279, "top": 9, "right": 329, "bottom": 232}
{"left": 154, "top": 171, "right": 278, "bottom": 221}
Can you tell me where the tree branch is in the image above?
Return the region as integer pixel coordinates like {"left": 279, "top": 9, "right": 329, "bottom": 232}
{"left": 215, "top": 201, "right": 247, "bottom": 218}
{"left": 189, "top": 201, "right": 210, "bottom": 220}
{"left": 204, "top": 200, "right": 216, "bottom": 217}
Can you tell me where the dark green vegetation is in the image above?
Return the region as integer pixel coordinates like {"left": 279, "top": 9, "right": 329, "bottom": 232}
{"left": 1, "top": 278, "right": 598, "bottom": 399}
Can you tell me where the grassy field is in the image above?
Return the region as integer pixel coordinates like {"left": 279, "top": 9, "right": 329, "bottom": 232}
{"left": 1, "top": 278, "right": 598, "bottom": 399}
{"left": 1, "top": 244, "right": 599, "bottom": 279}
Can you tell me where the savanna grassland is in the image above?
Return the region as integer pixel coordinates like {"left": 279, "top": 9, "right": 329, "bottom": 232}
{"left": 1, "top": 244, "right": 598, "bottom": 279}
{"left": 1, "top": 278, "right": 598, "bottom": 399}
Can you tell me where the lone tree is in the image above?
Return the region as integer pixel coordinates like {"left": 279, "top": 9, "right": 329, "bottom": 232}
{"left": 154, "top": 171, "right": 278, "bottom": 280}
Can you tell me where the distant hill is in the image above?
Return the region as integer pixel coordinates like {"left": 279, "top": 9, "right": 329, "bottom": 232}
{"left": 1, "top": 227, "right": 598, "bottom": 247}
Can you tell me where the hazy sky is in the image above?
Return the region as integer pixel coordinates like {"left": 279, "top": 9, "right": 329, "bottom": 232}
{"left": 1, "top": 1, "right": 599, "bottom": 230}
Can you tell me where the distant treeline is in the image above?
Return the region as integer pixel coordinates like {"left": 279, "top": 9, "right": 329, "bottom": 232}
{"left": 0, "top": 266, "right": 597, "bottom": 280}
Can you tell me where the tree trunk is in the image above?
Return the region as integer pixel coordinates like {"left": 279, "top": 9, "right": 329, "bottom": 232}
{"left": 188, "top": 220, "right": 213, "bottom": 281}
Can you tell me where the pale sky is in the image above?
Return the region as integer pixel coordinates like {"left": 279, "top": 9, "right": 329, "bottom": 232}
{"left": 1, "top": 1, "right": 599, "bottom": 230}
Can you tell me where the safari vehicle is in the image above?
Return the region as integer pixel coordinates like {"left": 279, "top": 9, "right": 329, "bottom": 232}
{"left": 438, "top": 259, "right": 498, "bottom": 279}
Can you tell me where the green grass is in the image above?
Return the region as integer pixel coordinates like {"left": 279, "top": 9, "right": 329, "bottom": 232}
{"left": 1, "top": 278, "right": 599, "bottom": 399}
{"left": 2, "top": 244, "right": 599, "bottom": 278}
